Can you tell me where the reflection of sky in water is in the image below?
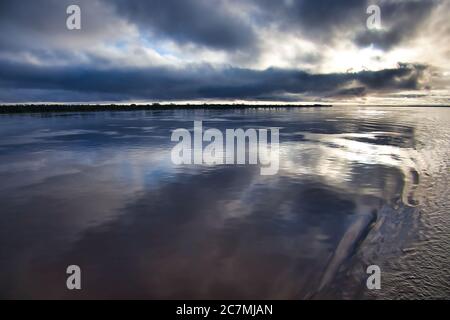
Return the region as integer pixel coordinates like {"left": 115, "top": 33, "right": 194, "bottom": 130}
{"left": 0, "top": 107, "right": 448, "bottom": 299}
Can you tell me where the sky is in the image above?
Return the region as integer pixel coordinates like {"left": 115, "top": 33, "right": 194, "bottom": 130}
{"left": 0, "top": 0, "right": 449, "bottom": 104}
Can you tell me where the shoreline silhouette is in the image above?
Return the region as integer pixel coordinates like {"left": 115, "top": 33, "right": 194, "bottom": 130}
{"left": 0, "top": 103, "right": 333, "bottom": 114}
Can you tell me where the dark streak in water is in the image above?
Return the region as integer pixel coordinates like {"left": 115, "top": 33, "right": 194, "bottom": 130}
{"left": 317, "top": 210, "right": 377, "bottom": 293}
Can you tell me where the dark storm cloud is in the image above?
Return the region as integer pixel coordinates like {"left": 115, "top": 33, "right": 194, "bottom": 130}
{"left": 0, "top": 0, "right": 132, "bottom": 56}
{"left": 0, "top": 0, "right": 443, "bottom": 103}
{"left": 335, "top": 86, "right": 367, "bottom": 97}
{"left": 0, "top": 58, "right": 429, "bottom": 102}
{"left": 248, "top": 0, "right": 440, "bottom": 50}
{"left": 252, "top": 0, "right": 366, "bottom": 38}
{"left": 105, "top": 0, "right": 440, "bottom": 52}
{"left": 109, "top": 0, "right": 257, "bottom": 51}
{"left": 0, "top": 0, "right": 441, "bottom": 54}
{"left": 355, "top": 0, "right": 439, "bottom": 50}
{"left": 0, "top": 0, "right": 442, "bottom": 57}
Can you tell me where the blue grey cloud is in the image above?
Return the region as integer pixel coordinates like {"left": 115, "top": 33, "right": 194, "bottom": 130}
{"left": 0, "top": 58, "right": 429, "bottom": 102}
{"left": 110, "top": 0, "right": 258, "bottom": 51}
{"left": 0, "top": 0, "right": 444, "bottom": 103}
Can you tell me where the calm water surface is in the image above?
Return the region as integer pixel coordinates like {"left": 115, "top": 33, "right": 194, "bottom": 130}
{"left": 0, "top": 106, "right": 449, "bottom": 299}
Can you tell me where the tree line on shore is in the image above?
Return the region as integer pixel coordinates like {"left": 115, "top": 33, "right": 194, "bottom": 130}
{"left": 0, "top": 103, "right": 332, "bottom": 114}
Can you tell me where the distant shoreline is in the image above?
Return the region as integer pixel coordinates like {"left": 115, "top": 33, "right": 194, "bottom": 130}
{"left": 0, "top": 103, "right": 333, "bottom": 114}
{"left": 1, "top": 104, "right": 449, "bottom": 114}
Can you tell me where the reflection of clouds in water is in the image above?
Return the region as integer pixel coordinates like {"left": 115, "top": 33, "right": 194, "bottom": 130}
{"left": 279, "top": 130, "right": 420, "bottom": 206}
{"left": 13, "top": 168, "right": 360, "bottom": 299}
{"left": 0, "top": 143, "right": 176, "bottom": 253}
{"left": 1, "top": 107, "right": 446, "bottom": 299}
{"left": 0, "top": 142, "right": 182, "bottom": 298}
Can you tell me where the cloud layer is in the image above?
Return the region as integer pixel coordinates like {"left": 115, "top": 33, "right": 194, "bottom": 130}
{"left": 0, "top": 0, "right": 448, "bottom": 103}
